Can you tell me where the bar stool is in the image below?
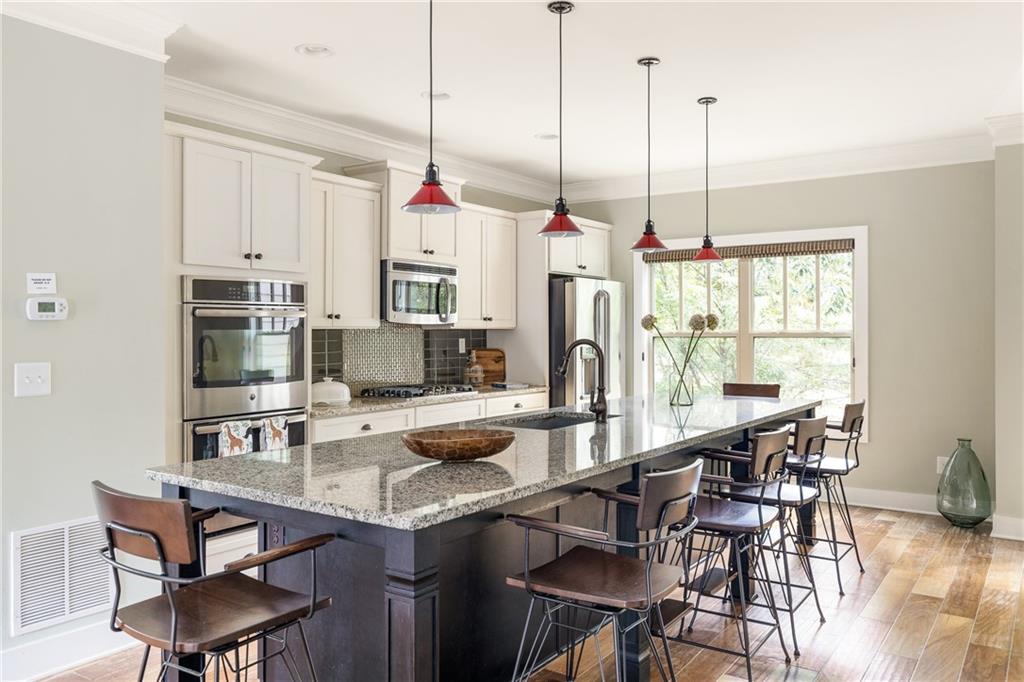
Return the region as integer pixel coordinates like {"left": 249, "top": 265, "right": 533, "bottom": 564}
{"left": 719, "top": 417, "right": 828, "bottom": 657}
{"left": 722, "top": 383, "right": 781, "bottom": 399}
{"left": 92, "top": 481, "right": 333, "bottom": 681}
{"left": 505, "top": 460, "right": 703, "bottom": 682}
{"left": 786, "top": 400, "right": 866, "bottom": 594}
{"left": 668, "top": 427, "right": 793, "bottom": 681}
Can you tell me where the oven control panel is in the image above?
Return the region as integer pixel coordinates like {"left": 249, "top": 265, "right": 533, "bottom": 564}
{"left": 184, "top": 277, "right": 305, "bottom": 305}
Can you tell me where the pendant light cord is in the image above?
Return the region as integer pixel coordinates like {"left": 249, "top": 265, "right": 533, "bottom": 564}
{"left": 429, "top": 0, "right": 434, "bottom": 165}
{"left": 704, "top": 100, "right": 709, "bottom": 240}
{"left": 646, "top": 63, "right": 651, "bottom": 225}
{"left": 558, "top": 10, "right": 563, "bottom": 199}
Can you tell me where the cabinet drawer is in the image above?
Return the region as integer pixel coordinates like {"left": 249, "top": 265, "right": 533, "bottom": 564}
{"left": 415, "top": 399, "right": 486, "bottom": 427}
{"left": 485, "top": 392, "right": 548, "bottom": 417}
{"left": 312, "top": 408, "right": 415, "bottom": 443}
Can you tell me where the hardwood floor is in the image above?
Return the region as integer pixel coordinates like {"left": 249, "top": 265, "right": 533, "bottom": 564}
{"left": 43, "top": 507, "right": 1024, "bottom": 682}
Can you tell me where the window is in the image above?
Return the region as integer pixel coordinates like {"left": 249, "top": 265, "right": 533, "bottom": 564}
{"left": 636, "top": 228, "right": 867, "bottom": 422}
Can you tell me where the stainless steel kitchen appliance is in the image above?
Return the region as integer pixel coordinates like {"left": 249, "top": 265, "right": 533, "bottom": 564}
{"left": 381, "top": 260, "right": 458, "bottom": 325}
{"left": 183, "top": 276, "right": 307, "bottom": 421}
{"left": 548, "top": 276, "right": 626, "bottom": 408}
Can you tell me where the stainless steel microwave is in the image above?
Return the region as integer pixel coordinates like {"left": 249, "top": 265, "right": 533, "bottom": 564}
{"left": 381, "top": 260, "right": 458, "bottom": 325}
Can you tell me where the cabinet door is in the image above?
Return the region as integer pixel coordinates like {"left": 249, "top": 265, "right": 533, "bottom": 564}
{"left": 251, "top": 153, "right": 310, "bottom": 273}
{"left": 579, "top": 226, "right": 609, "bottom": 279}
{"left": 423, "top": 184, "right": 459, "bottom": 264}
{"left": 331, "top": 185, "right": 381, "bottom": 328}
{"left": 547, "top": 233, "right": 580, "bottom": 275}
{"left": 308, "top": 181, "right": 334, "bottom": 327}
{"left": 385, "top": 169, "right": 426, "bottom": 261}
{"left": 454, "top": 209, "right": 485, "bottom": 328}
{"left": 182, "top": 138, "right": 252, "bottom": 269}
{"left": 484, "top": 216, "right": 517, "bottom": 328}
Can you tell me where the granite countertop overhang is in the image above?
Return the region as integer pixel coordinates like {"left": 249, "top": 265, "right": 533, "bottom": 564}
{"left": 148, "top": 395, "right": 819, "bottom": 531}
{"left": 310, "top": 385, "right": 548, "bottom": 419}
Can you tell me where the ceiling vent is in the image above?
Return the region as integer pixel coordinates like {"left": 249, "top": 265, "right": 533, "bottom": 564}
{"left": 10, "top": 516, "right": 112, "bottom": 636}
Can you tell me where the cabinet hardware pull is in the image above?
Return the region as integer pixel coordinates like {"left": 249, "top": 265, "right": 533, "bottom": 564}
{"left": 254, "top": 253, "right": 263, "bottom": 260}
{"left": 361, "top": 423, "right": 373, "bottom": 431}
{"left": 244, "top": 253, "right": 252, "bottom": 260}
{"left": 514, "top": 403, "right": 523, "bottom": 409}
{"left": 429, "top": 249, "right": 435, "bottom": 255}
{"left": 423, "top": 249, "right": 430, "bottom": 254}
{"left": 581, "top": 265, "right": 587, "bottom": 270}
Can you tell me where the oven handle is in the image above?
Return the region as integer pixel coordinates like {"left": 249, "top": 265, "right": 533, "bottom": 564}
{"left": 192, "top": 413, "right": 307, "bottom": 435}
{"left": 193, "top": 308, "right": 307, "bottom": 318}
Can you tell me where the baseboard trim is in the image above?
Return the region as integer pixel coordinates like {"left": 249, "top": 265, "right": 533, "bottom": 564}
{"left": 992, "top": 514, "right": 1024, "bottom": 541}
{"left": 842, "top": 486, "right": 940, "bottom": 516}
{"left": 1, "top": 617, "right": 135, "bottom": 681}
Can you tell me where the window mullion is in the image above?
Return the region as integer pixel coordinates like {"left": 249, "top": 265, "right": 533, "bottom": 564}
{"left": 815, "top": 255, "right": 821, "bottom": 330}
{"left": 737, "top": 258, "right": 753, "bottom": 382}
{"left": 782, "top": 256, "right": 789, "bottom": 331}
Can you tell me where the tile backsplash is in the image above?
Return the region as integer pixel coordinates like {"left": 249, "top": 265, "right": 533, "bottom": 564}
{"left": 311, "top": 323, "right": 487, "bottom": 388}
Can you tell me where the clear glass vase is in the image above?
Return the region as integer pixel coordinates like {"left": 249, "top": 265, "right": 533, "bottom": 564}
{"left": 936, "top": 438, "right": 992, "bottom": 528}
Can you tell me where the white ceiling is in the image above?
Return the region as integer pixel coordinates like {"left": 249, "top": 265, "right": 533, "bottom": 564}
{"left": 153, "top": 1, "right": 1022, "bottom": 185}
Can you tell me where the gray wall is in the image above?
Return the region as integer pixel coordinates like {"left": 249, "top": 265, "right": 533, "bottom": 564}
{"left": 2, "top": 17, "right": 166, "bottom": 654}
{"left": 994, "top": 144, "right": 1024, "bottom": 531}
{"left": 576, "top": 162, "right": 996, "bottom": 498}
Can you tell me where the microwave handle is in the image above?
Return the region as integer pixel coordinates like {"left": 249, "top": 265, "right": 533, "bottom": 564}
{"left": 192, "top": 413, "right": 307, "bottom": 435}
{"left": 194, "top": 309, "right": 307, "bottom": 318}
{"left": 438, "top": 277, "right": 451, "bottom": 323}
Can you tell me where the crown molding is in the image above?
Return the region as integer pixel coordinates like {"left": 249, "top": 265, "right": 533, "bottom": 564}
{"left": 1, "top": 2, "right": 180, "bottom": 63}
{"left": 163, "top": 76, "right": 554, "bottom": 203}
{"left": 986, "top": 113, "right": 1024, "bottom": 147}
{"left": 565, "top": 133, "right": 996, "bottom": 203}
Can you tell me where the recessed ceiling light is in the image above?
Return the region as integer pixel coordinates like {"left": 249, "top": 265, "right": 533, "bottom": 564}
{"left": 534, "top": 133, "right": 559, "bottom": 141}
{"left": 294, "top": 44, "right": 335, "bottom": 58}
{"left": 421, "top": 91, "right": 451, "bottom": 101}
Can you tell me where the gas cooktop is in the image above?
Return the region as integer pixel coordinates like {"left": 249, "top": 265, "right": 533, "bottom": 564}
{"left": 360, "top": 384, "right": 477, "bottom": 399}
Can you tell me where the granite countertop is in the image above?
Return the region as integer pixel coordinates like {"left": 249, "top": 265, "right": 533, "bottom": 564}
{"left": 148, "top": 395, "right": 818, "bottom": 531}
{"left": 309, "top": 385, "right": 548, "bottom": 419}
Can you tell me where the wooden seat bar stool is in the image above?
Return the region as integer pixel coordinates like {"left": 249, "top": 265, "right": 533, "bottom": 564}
{"left": 719, "top": 417, "right": 829, "bottom": 657}
{"left": 665, "top": 427, "right": 793, "bottom": 682}
{"left": 785, "top": 400, "right": 867, "bottom": 593}
{"left": 505, "top": 459, "right": 703, "bottom": 682}
{"left": 722, "top": 383, "right": 781, "bottom": 399}
{"left": 92, "top": 481, "right": 334, "bottom": 681}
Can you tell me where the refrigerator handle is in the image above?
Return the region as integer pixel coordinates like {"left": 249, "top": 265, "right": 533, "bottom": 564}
{"left": 594, "top": 289, "right": 611, "bottom": 392}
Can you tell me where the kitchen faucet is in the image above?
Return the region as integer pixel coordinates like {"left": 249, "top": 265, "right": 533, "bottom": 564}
{"left": 556, "top": 339, "right": 608, "bottom": 423}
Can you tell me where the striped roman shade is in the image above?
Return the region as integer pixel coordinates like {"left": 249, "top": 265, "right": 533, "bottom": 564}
{"left": 642, "top": 238, "right": 854, "bottom": 263}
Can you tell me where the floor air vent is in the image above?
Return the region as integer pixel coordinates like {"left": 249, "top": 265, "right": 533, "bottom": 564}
{"left": 10, "top": 516, "right": 112, "bottom": 636}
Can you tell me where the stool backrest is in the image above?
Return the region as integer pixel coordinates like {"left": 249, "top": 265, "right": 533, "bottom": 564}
{"left": 636, "top": 459, "right": 703, "bottom": 531}
{"left": 92, "top": 481, "right": 197, "bottom": 565}
{"left": 792, "top": 417, "right": 828, "bottom": 456}
{"left": 750, "top": 427, "right": 791, "bottom": 479}
{"left": 840, "top": 400, "right": 866, "bottom": 433}
{"left": 723, "top": 383, "right": 781, "bottom": 399}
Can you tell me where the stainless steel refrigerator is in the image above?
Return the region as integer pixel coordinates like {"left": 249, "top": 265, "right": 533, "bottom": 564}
{"left": 549, "top": 276, "right": 626, "bottom": 408}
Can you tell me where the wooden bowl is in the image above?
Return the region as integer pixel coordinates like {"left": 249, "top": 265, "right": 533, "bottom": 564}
{"left": 401, "top": 429, "right": 516, "bottom": 462}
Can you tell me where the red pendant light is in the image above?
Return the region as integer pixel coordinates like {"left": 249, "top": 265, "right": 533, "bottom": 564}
{"left": 630, "top": 57, "right": 667, "bottom": 253}
{"left": 693, "top": 96, "right": 722, "bottom": 261}
{"left": 538, "top": 1, "right": 583, "bottom": 238}
{"left": 403, "top": 0, "right": 459, "bottom": 215}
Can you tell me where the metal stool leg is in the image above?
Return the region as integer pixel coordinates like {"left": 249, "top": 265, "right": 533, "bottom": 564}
{"left": 837, "top": 475, "right": 865, "bottom": 573}
{"left": 792, "top": 511, "right": 826, "bottom": 623}
{"left": 296, "top": 621, "right": 319, "bottom": 682}
{"left": 611, "top": 615, "right": 624, "bottom": 682}
{"left": 821, "top": 480, "right": 845, "bottom": 595}
{"left": 731, "top": 536, "right": 754, "bottom": 682}
{"left": 136, "top": 645, "right": 151, "bottom": 682}
{"left": 777, "top": 516, "right": 801, "bottom": 657}
{"left": 754, "top": 531, "right": 791, "bottom": 665}
{"left": 511, "top": 598, "right": 536, "bottom": 682}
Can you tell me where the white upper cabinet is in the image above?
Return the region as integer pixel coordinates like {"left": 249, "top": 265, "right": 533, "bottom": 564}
{"left": 456, "top": 203, "right": 517, "bottom": 330}
{"left": 546, "top": 220, "right": 611, "bottom": 278}
{"left": 182, "top": 138, "right": 252, "bottom": 269}
{"left": 174, "top": 124, "right": 321, "bottom": 273}
{"left": 483, "top": 215, "right": 517, "bottom": 327}
{"left": 251, "top": 153, "right": 310, "bottom": 272}
{"left": 345, "top": 160, "right": 465, "bottom": 266}
{"left": 311, "top": 172, "right": 382, "bottom": 329}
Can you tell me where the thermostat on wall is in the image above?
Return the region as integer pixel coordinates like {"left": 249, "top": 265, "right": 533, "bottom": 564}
{"left": 26, "top": 297, "right": 68, "bottom": 320}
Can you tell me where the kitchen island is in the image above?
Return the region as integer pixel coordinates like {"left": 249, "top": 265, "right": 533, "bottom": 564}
{"left": 148, "top": 395, "right": 818, "bottom": 681}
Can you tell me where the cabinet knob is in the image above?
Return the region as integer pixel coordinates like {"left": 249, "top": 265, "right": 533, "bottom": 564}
{"left": 423, "top": 249, "right": 430, "bottom": 254}
{"left": 361, "top": 423, "right": 373, "bottom": 431}
{"left": 580, "top": 265, "right": 587, "bottom": 270}
{"left": 428, "top": 249, "right": 436, "bottom": 255}
{"left": 254, "top": 253, "right": 263, "bottom": 260}
{"left": 244, "top": 252, "right": 252, "bottom": 260}
{"left": 514, "top": 402, "right": 524, "bottom": 409}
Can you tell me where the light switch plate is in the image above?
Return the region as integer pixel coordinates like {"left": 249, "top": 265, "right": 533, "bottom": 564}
{"left": 14, "top": 362, "right": 51, "bottom": 397}
{"left": 458, "top": 338, "right": 466, "bottom": 354}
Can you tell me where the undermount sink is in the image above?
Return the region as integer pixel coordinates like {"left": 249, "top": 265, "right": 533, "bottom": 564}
{"left": 498, "top": 411, "right": 621, "bottom": 431}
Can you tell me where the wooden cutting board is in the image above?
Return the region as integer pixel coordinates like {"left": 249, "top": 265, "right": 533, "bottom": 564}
{"left": 474, "top": 348, "right": 506, "bottom": 384}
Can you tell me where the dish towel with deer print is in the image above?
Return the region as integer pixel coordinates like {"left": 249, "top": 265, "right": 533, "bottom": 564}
{"left": 218, "top": 420, "right": 253, "bottom": 457}
{"left": 261, "top": 415, "right": 289, "bottom": 451}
